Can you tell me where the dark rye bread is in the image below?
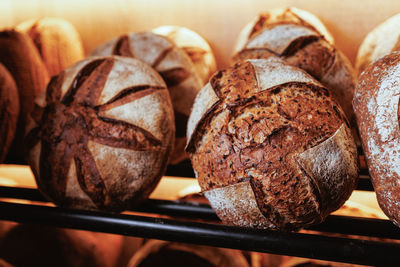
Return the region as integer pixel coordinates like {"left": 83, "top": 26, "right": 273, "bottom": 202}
{"left": 0, "top": 63, "right": 19, "bottom": 162}
{"left": 127, "top": 240, "right": 249, "bottom": 267}
{"left": 232, "top": 9, "right": 356, "bottom": 126}
{"left": 186, "top": 58, "right": 358, "bottom": 230}
{"left": 353, "top": 51, "right": 400, "bottom": 227}
{"left": 26, "top": 56, "right": 175, "bottom": 211}
{"left": 90, "top": 32, "right": 202, "bottom": 164}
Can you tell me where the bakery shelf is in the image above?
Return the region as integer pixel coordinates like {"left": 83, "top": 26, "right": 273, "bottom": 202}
{"left": 0, "top": 184, "right": 399, "bottom": 266}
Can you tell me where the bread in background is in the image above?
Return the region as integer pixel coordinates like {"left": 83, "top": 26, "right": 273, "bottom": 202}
{"left": 152, "top": 25, "right": 217, "bottom": 85}
{"left": 0, "top": 63, "right": 19, "bottom": 162}
{"left": 16, "top": 17, "right": 85, "bottom": 77}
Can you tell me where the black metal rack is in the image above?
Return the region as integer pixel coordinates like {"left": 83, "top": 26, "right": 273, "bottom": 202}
{"left": 0, "top": 171, "right": 399, "bottom": 266}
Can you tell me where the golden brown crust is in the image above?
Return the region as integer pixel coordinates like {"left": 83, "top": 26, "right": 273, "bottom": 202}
{"left": 0, "top": 30, "right": 49, "bottom": 161}
{"left": 353, "top": 51, "right": 400, "bottom": 227}
{"left": 0, "top": 63, "right": 19, "bottom": 162}
{"left": 188, "top": 58, "right": 358, "bottom": 230}
{"left": 27, "top": 56, "right": 175, "bottom": 211}
{"left": 91, "top": 32, "right": 202, "bottom": 164}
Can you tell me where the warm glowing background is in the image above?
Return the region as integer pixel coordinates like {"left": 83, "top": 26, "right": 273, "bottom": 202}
{"left": 0, "top": 0, "right": 400, "bottom": 68}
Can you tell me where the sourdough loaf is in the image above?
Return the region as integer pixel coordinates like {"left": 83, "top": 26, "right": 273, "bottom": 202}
{"left": 0, "top": 224, "right": 123, "bottom": 267}
{"left": 0, "top": 30, "right": 49, "bottom": 161}
{"left": 232, "top": 8, "right": 356, "bottom": 126}
{"left": 356, "top": 13, "right": 400, "bottom": 76}
{"left": 90, "top": 32, "right": 202, "bottom": 164}
{"left": 0, "top": 63, "right": 19, "bottom": 162}
{"left": 187, "top": 57, "right": 358, "bottom": 230}
{"left": 127, "top": 240, "right": 249, "bottom": 267}
{"left": 26, "top": 56, "right": 175, "bottom": 211}
{"left": 152, "top": 25, "right": 217, "bottom": 84}
{"left": 16, "top": 17, "right": 85, "bottom": 77}
{"left": 353, "top": 51, "right": 400, "bottom": 227}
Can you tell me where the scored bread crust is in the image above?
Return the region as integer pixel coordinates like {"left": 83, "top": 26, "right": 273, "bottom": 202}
{"left": 90, "top": 32, "right": 202, "bottom": 164}
{"left": 152, "top": 25, "right": 217, "bottom": 85}
{"left": 187, "top": 57, "right": 358, "bottom": 230}
{"left": 232, "top": 9, "right": 356, "bottom": 126}
{"left": 353, "top": 51, "right": 400, "bottom": 227}
{"left": 233, "top": 7, "right": 334, "bottom": 54}
{"left": 16, "top": 17, "right": 85, "bottom": 77}
{"left": 356, "top": 13, "right": 400, "bottom": 76}
{"left": 26, "top": 56, "right": 175, "bottom": 211}
{"left": 0, "top": 63, "right": 19, "bottom": 162}
{"left": 127, "top": 240, "right": 249, "bottom": 267}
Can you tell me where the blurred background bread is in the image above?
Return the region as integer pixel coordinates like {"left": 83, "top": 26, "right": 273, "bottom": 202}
{"left": 152, "top": 25, "right": 217, "bottom": 85}
{"left": 0, "top": 63, "right": 19, "bottom": 163}
{"left": 16, "top": 17, "right": 85, "bottom": 77}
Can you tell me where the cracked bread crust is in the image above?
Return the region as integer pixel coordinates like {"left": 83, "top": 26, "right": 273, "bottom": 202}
{"left": 26, "top": 56, "right": 175, "bottom": 211}
{"left": 187, "top": 58, "right": 358, "bottom": 230}
{"left": 232, "top": 11, "right": 356, "bottom": 126}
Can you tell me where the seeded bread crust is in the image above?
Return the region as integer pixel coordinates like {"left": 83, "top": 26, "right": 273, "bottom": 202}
{"left": 26, "top": 56, "right": 175, "bottom": 211}
{"left": 232, "top": 10, "right": 356, "bottom": 126}
{"left": 353, "top": 51, "right": 400, "bottom": 227}
{"left": 187, "top": 58, "right": 358, "bottom": 230}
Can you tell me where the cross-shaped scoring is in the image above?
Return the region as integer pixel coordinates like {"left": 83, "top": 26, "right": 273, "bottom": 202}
{"left": 27, "top": 56, "right": 175, "bottom": 211}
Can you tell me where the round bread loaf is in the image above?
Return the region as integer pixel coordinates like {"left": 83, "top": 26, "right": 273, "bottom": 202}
{"left": 16, "top": 17, "right": 85, "bottom": 77}
{"left": 0, "top": 63, "right": 19, "bottom": 162}
{"left": 26, "top": 56, "right": 175, "bottom": 211}
{"left": 0, "top": 30, "right": 49, "bottom": 162}
{"left": 90, "top": 32, "right": 202, "bottom": 164}
{"left": 0, "top": 224, "right": 123, "bottom": 267}
{"left": 232, "top": 8, "right": 356, "bottom": 126}
{"left": 127, "top": 240, "right": 249, "bottom": 267}
{"left": 152, "top": 25, "right": 217, "bottom": 84}
{"left": 353, "top": 51, "right": 400, "bottom": 227}
{"left": 186, "top": 57, "right": 358, "bottom": 230}
{"left": 356, "top": 13, "right": 400, "bottom": 76}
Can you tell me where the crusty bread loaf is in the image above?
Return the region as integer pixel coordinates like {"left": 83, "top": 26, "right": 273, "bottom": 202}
{"left": 90, "top": 32, "right": 202, "bottom": 164}
{"left": 232, "top": 8, "right": 356, "bottom": 126}
{"left": 187, "top": 57, "right": 358, "bottom": 230}
{"left": 26, "top": 56, "right": 175, "bottom": 211}
{"left": 0, "top": 63, "right": 19, "bottom": 162}
{"left": 0, "top": 224, "right": 123, "bottom": 267}
{"left": 152, "top": 25, "right": 217, "bottom": 85}
{"left": 16, "top": 17, "right": 85, "bottom": 77}
{"left": 356, "top": 13, "right": 400, "bottom": 76}
{"left": 0, "top": 30, "right": 49, "bottom": 161}
{"left": 353, "top": 51, "right": 400, "bottom": 227}
{"left": 127, "top": 240, "right": 249, "bottom": 267}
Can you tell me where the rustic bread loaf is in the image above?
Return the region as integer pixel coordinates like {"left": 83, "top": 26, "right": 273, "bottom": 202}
{"left": 232, "top": 8, "right": 356, "bottom": 126}
{"left": 0, "top": 30, "right": 49, "bottom": 161}
{"left": 90, "top": 32, "right": 202, "bottom": 164}
{"left": 353, "top": 51, "right": 400, "bottom": 227}
{"left": 356, "top": 13, "right": 400, "bottom": 76}
{"left": 26, "top": 56, "right": 175, "bottom": 211}
{"left": 152, "top": 25, "right": 217, "bottom": 84}
{"left": 0, "top": 63, "right": 19, "bottom": 162}
{"left": 127, "top": 240, "right": 249, "bottom": 267}
{"left": 16, "top": 17, "right": 85, "bottom": 77}
{"left": 186, "top": 57, "right": 358, "bottom": 230}
{"left": 0, "top": 224, "right": 123, "bottom": 267}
